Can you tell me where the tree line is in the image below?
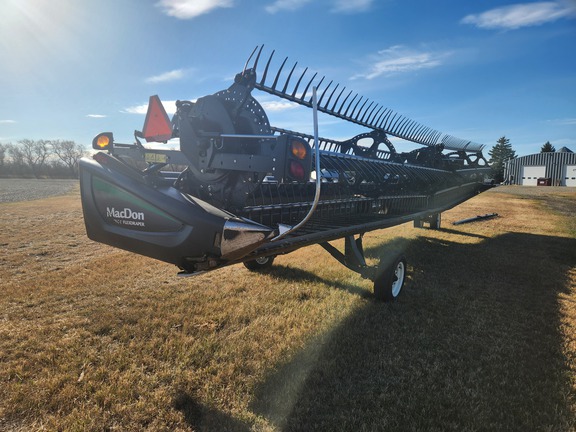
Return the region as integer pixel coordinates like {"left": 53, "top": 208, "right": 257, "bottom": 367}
{"left": 0, "top": 136, "right": 559, "bottom": 182}
{"left": 0, "top": 140, "right": 86, "bottom": 179}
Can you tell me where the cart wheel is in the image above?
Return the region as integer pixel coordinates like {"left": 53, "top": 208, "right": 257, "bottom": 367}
{"left": 429, "top": 213, "right": 441, "bottom": 230}
{"left": 243, "top": 256, "right": 275, "bottom": 271}
{"left": 374, "top": 254, "right": 407, "bottom": 302}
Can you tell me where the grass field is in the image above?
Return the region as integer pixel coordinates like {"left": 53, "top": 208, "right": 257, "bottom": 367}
{"left": 1, "top": 184, "right": 575, "bottom": 431}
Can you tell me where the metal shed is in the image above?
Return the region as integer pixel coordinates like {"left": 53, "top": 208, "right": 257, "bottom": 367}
{"left": 504, "top": 149, "right": 576, "bottom": 186}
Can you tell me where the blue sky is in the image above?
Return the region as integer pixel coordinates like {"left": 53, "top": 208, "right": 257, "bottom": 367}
{"left": 0, "top": 0, "right": 575, "bottom": 156}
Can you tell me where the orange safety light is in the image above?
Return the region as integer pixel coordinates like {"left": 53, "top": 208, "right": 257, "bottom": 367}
{"left": 92, "top": 132, "right": 113, "bottom": 150}
{"left": 280, "top": 135, "right": 312, "bottom": 183}
{"left": 141, "top": 95, "right": 173, "bottom": 143}
{"left": 290, "top": 140, "right": 308, "bottom": 160}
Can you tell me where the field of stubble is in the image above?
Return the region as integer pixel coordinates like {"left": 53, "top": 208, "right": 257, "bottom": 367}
{"left": 0, "top": 181, "right": 575, "bottom": 431}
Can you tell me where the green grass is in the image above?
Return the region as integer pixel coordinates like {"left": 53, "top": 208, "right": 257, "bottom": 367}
{"left": 0, "top": 186, "right": 575, "bottom": 431}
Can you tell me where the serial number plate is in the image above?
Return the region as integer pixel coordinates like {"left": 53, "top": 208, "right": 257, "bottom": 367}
{"left": 145, "top": 153, "right": 168, "bottom": 163}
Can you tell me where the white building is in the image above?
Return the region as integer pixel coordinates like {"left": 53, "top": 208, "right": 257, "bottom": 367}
{"left": 504, "top": 147, "right": 576, "bottom": 186}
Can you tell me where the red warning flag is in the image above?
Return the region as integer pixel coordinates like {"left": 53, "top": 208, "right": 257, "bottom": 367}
{"left": 142, "top": 95, "right": 172, "bottom": 142}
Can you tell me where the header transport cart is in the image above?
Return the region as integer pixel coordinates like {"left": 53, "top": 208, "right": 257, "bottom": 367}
{"left": 79, "top": 47, "right": 493, "bottom": 301}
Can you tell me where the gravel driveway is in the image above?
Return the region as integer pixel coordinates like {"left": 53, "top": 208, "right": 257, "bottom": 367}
{"left": 0, "top": 179, "right": 79, "bottom": 203}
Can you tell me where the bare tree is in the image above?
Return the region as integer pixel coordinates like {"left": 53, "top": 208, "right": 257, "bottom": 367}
{"left": 7, "top": 143, "right": 25, "bottom": 175}
{"left": 52, "top": 140, "right": 86, "bottom": 177}
{"left": 19, "top": 139, "right": 50, "bottom": 178}
{"left": 0, "top": 143, "right": 5, "bottom": 167}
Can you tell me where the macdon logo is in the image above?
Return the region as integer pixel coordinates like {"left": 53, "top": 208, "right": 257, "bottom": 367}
{"left": 106, "top": 207, "right": 145, "bottom": 227}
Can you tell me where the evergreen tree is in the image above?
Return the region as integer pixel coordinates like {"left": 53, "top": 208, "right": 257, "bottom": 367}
{"left": 488, "top": 136, "right": 516, "bottom": 183}
{"left": 540, "top": 141, "right": 555, "bottom": 152}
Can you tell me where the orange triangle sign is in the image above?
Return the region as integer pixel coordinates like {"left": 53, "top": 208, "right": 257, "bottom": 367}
{"left": 142, "top": 95, "right": 172, "bottom": 142}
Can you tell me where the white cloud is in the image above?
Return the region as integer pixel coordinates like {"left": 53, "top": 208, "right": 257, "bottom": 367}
{"left": 548, "top": 117, "right": 576, "bottom": 125}
{"left": 145, "top": 69, "right": 186, "bottom": 84}
{"left": 260, "top": 100, "right": 299, "bottom": 112}
{"left": 123, "top": 104, "right": 148, "bottom": 115}
{"left": 0, "top": 119, "right": 16, "bottom": 124}
{"left": 125, "top": 99, "right": 295, "bottom": 116}
{"left": 461, "top": 1, "right": 576, "bottom": 30}
{"left": 265, "top": 0, "right": 313, "bottom": 13}
{"left": 156, "top": 0, "right": 233, "bottom": 19}
{"left": 123, "top": 100, "right": 183, "bottom": 115}
{"left": 331, "top": 0, "right": 373, "bottom": 13}
{"left": 266, "top": 0, "right": 372, "bottom": 13}
{"left": 352, "top": 46, "right": 451, "bottom": 80}
{"left": 86, "top": 114, "right": 106, "bottom": 118}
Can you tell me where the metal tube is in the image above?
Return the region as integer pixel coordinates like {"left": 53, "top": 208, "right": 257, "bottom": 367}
{"left": 271, "top": 87, "right": 322, "bottom": 241}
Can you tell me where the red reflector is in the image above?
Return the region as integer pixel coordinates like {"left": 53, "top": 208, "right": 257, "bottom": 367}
{"left": 142, "top": 95, "right": 172, "bottom": 142}
{"left": 289, "top": 161, "right": 306, "bottom": 181}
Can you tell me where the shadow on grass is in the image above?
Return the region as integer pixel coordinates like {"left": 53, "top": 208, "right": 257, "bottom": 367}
{"left": 263, "top": 264, "right": 372, "bottom": 298}
{"left": 173, "top": 390, "right": 251, "bottom": 431}
{"left": 252, "top": 232, "right": 576, "bottom": 431}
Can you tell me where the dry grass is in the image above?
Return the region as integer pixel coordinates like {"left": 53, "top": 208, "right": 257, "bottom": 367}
{"left": 0, "top": 185, "right": 575, "bottom": 431}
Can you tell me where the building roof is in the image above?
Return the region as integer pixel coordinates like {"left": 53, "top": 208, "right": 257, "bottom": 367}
{"left": 557, "top": 146, "right": 573, "bottom": 153}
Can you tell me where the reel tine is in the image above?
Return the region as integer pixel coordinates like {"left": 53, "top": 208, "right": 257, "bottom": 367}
{"left": 372, "top": 107, "right": 387, "bottom": 127}
{"left": 243, "top": 45, "right": 259, "bottom": 74}
{"left": 300, "top": 72, "right": 318, "bottom": 102}
{"left": 308, "top": 76, "right": 326, "bottom": 104}
{"left": 260, "top": 50, "right": 275, "bottom": 86}
{"left": 413, "top": 123, "right": 426, "bottom": 139}
{"left": 390, "top": 115, "right": 405, "bottom": 135}
{"left": 317, "top": 80, "right": 334, "bottom": 106}
{"left": 249, "top": 47, "right": 486, "bottom": 149}
{"left": 415, "top": 126, "right": 430, "bottom": 142}
{"left": 253, "top": 45, "right": 265, "bottom": 71}
{"left": 291, "top": 66, "right": 308, "bottom": 97}
{"left": 396, "top": 117, "right": 411, "bottom": 137}
{"left": 380, "top": 109, "right": 394, "bottom": 129}
{"left": 422, "top": 128, "right": 435, "bottom": 144}
{"left": 271, "top": 56, "right": 288, "bottom": 91}
{"left": 401, "top": 119, "right": 416, "bottom": 137}
{"left": 330, "top": 86, "right": 346, "bottom": 112}
{"left": 400, "top": 120, "right": 414, "bottom": 138}
{"left": 343, "top": 94, "right": 359, "bottom": 117}
{"left": 350, "top": 96, "right": 365, "bottom": 119}
{"left": 360, "top": 101, "right": 375, "bottom": 123}
{"left": 352, "top": 98, "right": 369, "bottom": 121}
{"left": 363, "top": 103, "right": 378, "bottom": 124}
{"left": 282, "top": 62, "right": 298, "bottom": 94}
{"left": 405, "top": 121, "right": 420, "bottom": 139}
{"left": 384, "top": 112, "right": 398, "bottom": 130}
{"left": 337, "top": 90, "right": 353, "bottom": 115}
{"left": 324, "top": 83, "right": 341, "bottom": 110}
{"left": 430, "top": 130, "right": 443, "bottom": 145}
{"left": 427, "top": 129, "right": 439, "bottom": 144}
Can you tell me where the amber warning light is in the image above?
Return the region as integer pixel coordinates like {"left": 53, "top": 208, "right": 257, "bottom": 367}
{"left": 284, "top": 136, "right": 312, "bottom": 182}
{"left": 92, "top": 132, "right": 113, "bottom": 150}
{"left": 141, "top": 95, "right": 173, "bottom": 143}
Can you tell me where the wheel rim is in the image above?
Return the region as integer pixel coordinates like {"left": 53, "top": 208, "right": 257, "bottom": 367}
{"left": 255, "top": 256, "right": 269, "bottom": 265}
{"left": 391, "top": 261, "right": 405, "bottom": 297}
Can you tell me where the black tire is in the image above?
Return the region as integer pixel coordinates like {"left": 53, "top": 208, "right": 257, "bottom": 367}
{"left": 243, "top": 256, "right": 275, "bottom": 271}
{"left": 373, "top": 254, "right": 407, "bottom": 302}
